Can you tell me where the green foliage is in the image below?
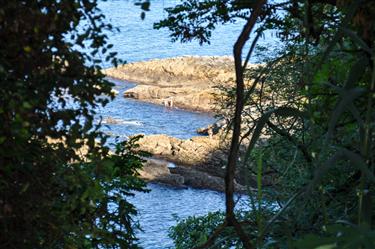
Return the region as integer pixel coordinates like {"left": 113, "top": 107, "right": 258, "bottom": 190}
{"left": 170, "top": 212, "right": 254, "bottom": 249}
{"left": 170, "top": 212, "right": 226, "bottom": 249}
{"left": 159, "top": 0, "right": 375, "bottom": 248}
{"left": 0, "top": 1, "right": 147, "bottom": 248}
{"left": 295, "top": 225, "right": 375, "bottom": 249}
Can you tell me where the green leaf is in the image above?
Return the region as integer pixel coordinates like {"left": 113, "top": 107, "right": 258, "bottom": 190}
{"left": 318, "top": 0, "right": 364, "bottom": 65}
{"left": 309, "top": 148, "right": 375, "bottom": 193}
{"left": 326, "top": 86, "right": 365, "bottom": 139}
{"left": 316, "top": 244, "right": 336, "bottom": 249}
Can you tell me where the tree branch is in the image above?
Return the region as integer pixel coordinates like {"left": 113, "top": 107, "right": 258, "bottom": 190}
{"left": 225, "top": 1, "right": 267, "bottom": 249}
{"left": 266, "top": 120, "right": 312, "bottom": 162}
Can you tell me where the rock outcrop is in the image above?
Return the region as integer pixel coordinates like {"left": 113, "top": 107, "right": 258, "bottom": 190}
{"left": 137, "top": 134, "right": 225, "bottom": 170}
{"left": 104, "top": 56, "right": 236, "bottom": 112}
{"left": 134, "top": 133, "right": 248, "bottom": 193}
{"left": 170, "top": 166, "right": 246, "bottom": 193}
{"left": 104, "top": 56, "right": 235, "bottom": 86}
{"left": 139, "top": 158, "right": 185, "bottom": 187}
{"left": 139, "top": 157, "right": 246, "bottom": 193}
{"left": 123, "top": 85, "right": 217, "bottom": 112}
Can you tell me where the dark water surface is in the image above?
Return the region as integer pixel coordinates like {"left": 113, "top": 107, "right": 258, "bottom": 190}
{"left": 95, "top": 1, "right": 253, "bottom": 248}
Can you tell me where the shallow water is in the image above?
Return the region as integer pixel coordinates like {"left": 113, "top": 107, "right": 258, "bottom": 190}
{"left": 97, "top": 78, "right": 216, "bottom": 140}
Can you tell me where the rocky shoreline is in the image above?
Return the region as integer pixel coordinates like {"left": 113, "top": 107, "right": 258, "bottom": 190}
{"left": 140, "top": 157, "right": 247, "bottom": 193}
{"left": 135, "top": 133, "right": 251, "bottom": 193}
{"left": 104, "top": 56, "right": 235, "bottom": 112}
{"left": 104, "top": 56, "right": 251, "bottom": 193}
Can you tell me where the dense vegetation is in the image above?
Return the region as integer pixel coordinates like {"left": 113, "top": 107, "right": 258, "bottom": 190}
{"left": 157, "top": 0, "right": 375, "bottom": 248}
{"left": 0, "top": 1, "right": 147, "bottom": 248}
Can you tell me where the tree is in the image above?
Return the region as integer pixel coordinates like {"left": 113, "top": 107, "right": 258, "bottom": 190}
{"left": 157, "top": 0, "right": 375, "bottom": 248}
{"left": 0, "top": 1, "right": 147, "bottom": 248}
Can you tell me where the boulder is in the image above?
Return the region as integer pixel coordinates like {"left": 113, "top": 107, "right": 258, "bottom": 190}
{"left": 139, "top": 158, "right": 185, "bottom": 187}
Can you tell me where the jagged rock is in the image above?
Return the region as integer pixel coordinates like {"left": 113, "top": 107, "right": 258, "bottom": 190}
{"left": 139, "top": 158, "right": 170, "bottom": 179}
{"left": 137, "top": 135, "right": 229, "bottom": 190}
{"left": 139, "top": 158, "right": 246, "bottom": 193}
{"left": 137, "top": 134, "right": 180, "bottom": 156}
{"left": 136, "top": 134, "right": 254, "bottom": 188}
{"left": 157, "top": 174, "right": 185, "bottom": 187}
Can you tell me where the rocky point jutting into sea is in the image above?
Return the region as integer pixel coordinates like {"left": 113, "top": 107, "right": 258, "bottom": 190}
{"left": 104, "top": 56, "right": 255, "bottom": 192}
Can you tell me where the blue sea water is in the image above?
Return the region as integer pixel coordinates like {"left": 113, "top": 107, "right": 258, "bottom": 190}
{"left": 98, "top": 0, "right": 277, "bottom": 65}
{"left": 98, "top": 0, "right": 241, "bottom": 63}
